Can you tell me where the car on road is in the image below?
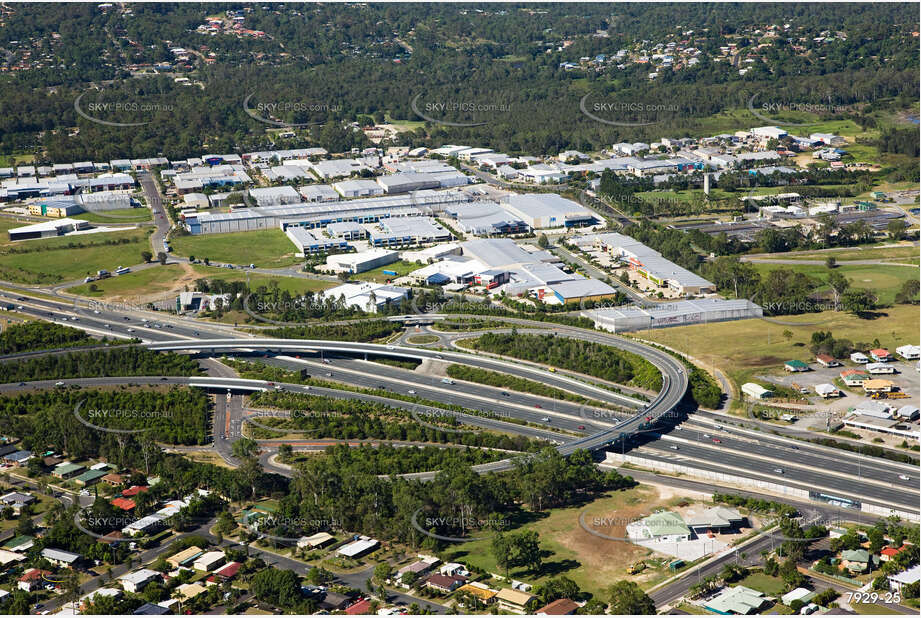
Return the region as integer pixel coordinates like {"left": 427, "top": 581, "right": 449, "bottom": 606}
{"left": 386, "top": 345, "right": 395, "bottom": 350}
{"left": 502, "top": 391, "right": 510, "bottom": 396}
{"left": 441, "top": 378, "right": 454, "bottom": 385}
{"left": 774, "top": 468, "right": 784, "bottom": 474}
{"left": 303, "top": 385, "right": 311, "bottom": 390}
{"left": 407, "top": 390, "right": 416, "bottom": 394}
{"left": 702, "top": 434, "right": 710, "bottom": 438}
{"left": 55, "top": 381, "right": 66, "bottom": 387}
{"left": 17, "top": 382, "right": 25, "bottom": 386}
{"left": 711, "top": 438, "right": 721, "bottom": 444}
{"left": 93, "top": 310, "right": 100, "bottom": 314}
{"left": 325, "top": 372, "right": 332, "bottom": 377}
{"left": 899, "top": 474, "right": 911, "bottom": 481}
{"left": 669, "top": 445, "right": 679, "bottom": 450}
{"left": 534, "top": 404, "right": 542, "bottom": 408}
{"left": 160, "top": 377, "right": 168, "bottom": 381}
{"left": 322, "top": 359, "right": 331, "bottom": 364}
{"left": 435, "top": 354, "right": 443, "bottom": 359}
{"left": 540, "top": 416, "right": 550, "bottom": 422}
{"left": 577, "top": 425, "right": 586, "bottom": 430}
{"left": 127, "top": 328, "right": 135, "bottom": 332}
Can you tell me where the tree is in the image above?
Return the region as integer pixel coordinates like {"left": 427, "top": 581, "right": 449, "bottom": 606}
{"left": 826, "top": 270, "right": 850, "bottom": 311}
{"left": 887, "top": 218, "right": 907, "bottom": 241}
{"left": 605, "top": 581, "right": 656, "bottom": 615}
{"left": 841, "top": 289, "right": 876, "bottom": 315}
{"left": 141, "top": 250, "right": 153, "bottom": 263}
{"left": 232, "top": 437, "right": 260, "bottom": 459}
{"left": 373, "top": 562, "right": 392, "bottom": 584}
{"left": 825, "top": 256, "right": 837, "bottom": 269}
{"left": 277, "top": 443, "right": 293, "bottom": 462}
{"left": 492, "top": 532, "right": 513, "bottom": 579}
{"left": 157, "top": 251, "right": 168, "bottom": 264}
{"left": 537, "top": 234, "right": 550, "bottom": 249}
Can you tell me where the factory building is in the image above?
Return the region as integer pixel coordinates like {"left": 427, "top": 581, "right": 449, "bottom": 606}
{"left": 183, "top": 190, "right": 469, "bottom": 235}
{"left": 445, "top": 202, "right": 529, "bottom": 236}
{"left": 501, "top": 193, "right": 598, "bottom": 229}
{"left": 76, "top": 191, "right": 132, "bottom": 211}
{"left": 326, "top": 222, "right": 366, "bottom": 241}
{"left": 587, "top": 232, "right": 716, "bottom": 295}
{"left": 582, "top": 298, "right": 762, "bottom": 333}
{"left": 333, "top": 179, "right": 384, "bottom": 198}
{"left": 298, "top": 184, "right": 340, "bottom": 202}
{"left": 368, "top": 217, "right": 452, "bottom": 247}
{"left": 326, "top": 248, "right": 399, "bottom": 274}
{"left": 27, "top": 199, "right": 84, "bottom": 218}
{"left": 8, "top": 218, "right": 92, "bottom": 241}
{"left": 285, "top": 227, "right": 350, "bottom": 256}
{"left": 249, "top": 186, "right": 302, "bottom": 207}
{"left": 321, "top": 282, "right": 409, "bottom": 313}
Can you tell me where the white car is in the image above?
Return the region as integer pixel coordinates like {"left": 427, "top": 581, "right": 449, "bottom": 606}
{"left": 540, "top": 416, "right": 550, "bottom": 422}
{"left": 407, "top": 389, "right": 416, "bottom": 394}
{"left": 55, "top": 381, "right": 66, "bottom": 387}
{"left": 774, "top": 468, "right": 784, "bottom": 474}
{"left": 303, "top": 385, "right": 311, "bottom": 391}
{"left": 899, "top": 474, "right": 911, "bottom": 481}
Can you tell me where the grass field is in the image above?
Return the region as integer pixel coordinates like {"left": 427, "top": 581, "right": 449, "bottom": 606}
{"left": 633, "top": 303, "right": 920, "bottom": 395}
{"left": 169, "top": 229, "right": 303, "bottom": 268}
{"left": 353, "top": 259, "right": 420, "bottom": 283}
{"left": 770, "top": 246, "right": 919, "bottom": 262}
{"left": 0, "top": 225, "right": 151, "bottom": 284}
{"left": 737, "top": 571, "right": 787, "bottom": 596}
{"left": 74, "top": 208, "right": 152, "bottom": 223}
{"left": 748, "top": 262, "right": 917, "bottom": 305}
{"left": 191, "top": 265, "right": 335, "bottom": 294}
{"left": 851, "top": 603, "right": 902, "bottom": 615}
{"left": 442, "top": 484, "right": 683, "bottom": 597}
{"left": 70, "top": 264, "right": 185, "bottom": 298}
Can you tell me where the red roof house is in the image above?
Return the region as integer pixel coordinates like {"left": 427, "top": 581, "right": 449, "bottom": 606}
{"left": 345, "top": 599, "right": 372, "bottom": 615}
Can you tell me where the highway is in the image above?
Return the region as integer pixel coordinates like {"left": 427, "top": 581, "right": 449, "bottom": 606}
{"left": 2, "top": 287, "right": 917, "bottom": 517}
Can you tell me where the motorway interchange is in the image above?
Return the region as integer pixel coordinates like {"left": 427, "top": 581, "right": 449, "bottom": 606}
{"left": 2, "top": 287, "right": 918, "bottom": 521}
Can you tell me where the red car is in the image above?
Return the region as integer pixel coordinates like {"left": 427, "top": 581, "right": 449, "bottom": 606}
{"left": 535, "top": 404, "right": 542, "bottom": 409}
{"left": 712, "top": 438, "right": 722, "bottom": 444}
{"left": 577, "top": 425, "right": 586, "bottom": 430}
{"left": 645, "top": 416, "right": 652, "bottom": 421}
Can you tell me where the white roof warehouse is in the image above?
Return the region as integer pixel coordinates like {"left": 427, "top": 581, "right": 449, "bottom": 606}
{"left": 501, "top": 193, "right": 598, "bottom": 229}
{"left": 582, "top": 298, "right": 762, "bottom": 333}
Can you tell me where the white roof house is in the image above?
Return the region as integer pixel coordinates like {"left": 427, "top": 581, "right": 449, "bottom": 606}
{"left": 742, "top": 383, "right": 773, "bottom": 399}
{"left": 896, "top": 345, "right": 920, "bottom": 360}
{"left": 337, "top": 536, "right": 380, "bottom": 558}
{"left": 119, "top": 569, "right": 161, "bottom": 593}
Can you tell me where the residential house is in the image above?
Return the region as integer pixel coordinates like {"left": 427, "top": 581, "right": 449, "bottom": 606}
{"left": 18, "top": 568, "right": 51, "bottom": 592}
{"left": 850, "top": 352, "right": 869, "bottom": 364}
{"left": 120, "top": 569, "right": 162, "bottom": 593}
{"left": 815, "top": 383, "right": 840, "bottom": 398}
{"left": 742, "top": 383, "right": 773, "bottom": 400}
{"left": 840, "top": 548, "right": 872, "bottom": 573}
{"left": 41, "top": 547, "right": 81, "bottom": 567}
{"left": 784, "top": 360, "right": 809, "bottom": 372}
{"left": 839, "top": 369, "right": 869, "bottom": 387}
{"left": 457, "top": 582, "right": 497, "bottom": 605}
{"left": 424, "top": 573, "right": 466, "bottom": 593}
{"left": 536, "top": 598, "right": 580, "bottom": 615}
{"left": 166, "top": 546, "right": 203, "bottom": 569}
{"left": 704, "top": 585, "right": 767, "bottom": 614}
{"left": 889, "top": 565, "right": 920, "bottom": 594}
{"left": 495, "top": 588, "right": 537, "bottom": 614}
{"left": 193, "top": 551, "right": 225, "bottom": 572}
{"left": 869, "top": 349, "right": 893, "bottom": 362}
{"left": 0, "top": 491, "right": 35, "bottom": 514}
{"left": 815, "top": 354, "right": 840, "bottom": 368}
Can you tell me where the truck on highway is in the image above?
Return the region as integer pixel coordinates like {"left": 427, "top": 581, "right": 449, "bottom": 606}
{"left": 96, "top": 270, "right": 111, "bottom": 279}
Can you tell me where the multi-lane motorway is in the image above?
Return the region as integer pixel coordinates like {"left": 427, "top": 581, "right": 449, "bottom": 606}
{"left": 1, "top": 288, "right": 917, "bottom": 517}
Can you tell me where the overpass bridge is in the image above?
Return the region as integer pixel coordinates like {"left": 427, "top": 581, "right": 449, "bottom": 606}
{"left": 145, "top": 337, "right": 689, "bottom": 459}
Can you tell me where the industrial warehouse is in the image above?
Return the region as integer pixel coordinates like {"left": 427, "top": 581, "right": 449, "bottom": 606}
{"left": 582, "top": 298, "right": 764, "bottom": 332}
{"left": 182, "top": 190, "right": 468, "bottom": 235}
